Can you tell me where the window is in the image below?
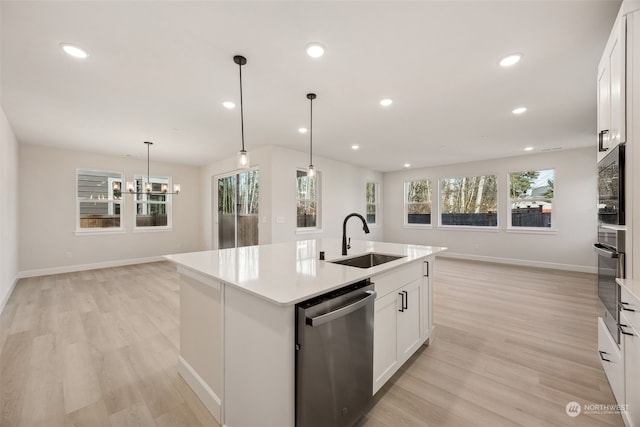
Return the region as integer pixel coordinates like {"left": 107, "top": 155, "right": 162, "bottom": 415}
{"left": 134, "top": 175, "right": 172, "bottom": 229}
{"left": 405, "top": 180, "right": 432, "bottom": 225}
{"left": 366, "top": 182, "right": 378, "bottom": 225}
{"left": 296, "top": 169, "right": 320, "bottom": 229}
{"left": 76, "top": 169, "right": 123, "bottom": 231}
{"left": 509, "top": 169, "right": 554, "bottom": 228}
{"left": 440, "top": 175, "right": 497, "bottom": 227}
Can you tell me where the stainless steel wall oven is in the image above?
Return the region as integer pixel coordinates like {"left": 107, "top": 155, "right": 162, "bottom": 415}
{"left": 594, "top": 227, "right": 625, "bottom": 344}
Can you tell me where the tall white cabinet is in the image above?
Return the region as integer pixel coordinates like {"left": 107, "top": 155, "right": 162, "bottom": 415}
{"left": 598, "top": 2, "right": 640, "bottom": 426}
{"left": 597, "top": 15, "right": 626, "bottom": 163}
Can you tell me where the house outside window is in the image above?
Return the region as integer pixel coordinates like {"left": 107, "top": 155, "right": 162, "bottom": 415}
{"left": 404, "top": 180, "right": 432, "bottom": 225}
{"left": 134, "top": 175, "right": 172, "bottom": 229}
{"left": 296, "top": 169, "right": 320, "bottom": 230}
{"left": 440, "top": 175, "right": 498, "bottom": 227}
{"left": 76, "top": 169, "right": 123, "bottom": 231}
{"left": 366, "top": 182, "right": 378, "bottom": 225}
{"left": 509, "top": 169, "right": 554, "bottom": 228}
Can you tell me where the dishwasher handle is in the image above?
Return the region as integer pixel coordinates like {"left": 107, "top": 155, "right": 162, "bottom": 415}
{"left": 307, "top": 290, "right": 376, "bottom": 327}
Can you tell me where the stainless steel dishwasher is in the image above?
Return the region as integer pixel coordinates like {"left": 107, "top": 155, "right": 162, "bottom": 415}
{"left": 295, "top": 279, "right": 376, "bottom": 427}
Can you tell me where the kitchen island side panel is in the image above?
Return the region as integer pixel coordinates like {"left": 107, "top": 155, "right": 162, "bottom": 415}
{"left": 224, "top": 285, "right": 296, "bottom": 427}
{"left": 178, "top": 272, "right": 223, "bottom": 422}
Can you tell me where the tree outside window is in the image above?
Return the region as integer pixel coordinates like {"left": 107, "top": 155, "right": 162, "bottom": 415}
{"left": 509, "top": 169, "right": 554, "bottom": 228}
{"left": 366, "top": 182, "right": 378, "bottom": 225}
{"left": 440, "top": 175, "right": 498, "bottom": 226}
{"left": 297, "top": 169, "right": 320, "bottom": 229}
{"left": 405, "top": 180, "right": 432, "bottom": 225}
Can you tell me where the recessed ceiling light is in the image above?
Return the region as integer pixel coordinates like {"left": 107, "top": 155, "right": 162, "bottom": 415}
{"left": 298, "top": 127, "right": 308, "bottom": 134}
{"left": 524, "top": 146, "right": 534, "bottom": 151}
{"left": 222, "top": 101, "right": 236, "bottom": 109}
{"left": 380, "top": 98, "right": 393, "bottom": 107}
{"left": 305, "top": 42, "right": 325, "bottom": 58}
{"left": 61, "top": 43, "right": 88, "bottom": 59}
{"left": 351, "top": 145, "right": 360, "bottom": 150}
{"left": 512, "top": 107, "right": 527, "bottom": 115}
{"left": 499, "top": 53, "right": 522, "bottom": 67}
{"left": 403, "top": 163, "right": 411, "bottom": 168}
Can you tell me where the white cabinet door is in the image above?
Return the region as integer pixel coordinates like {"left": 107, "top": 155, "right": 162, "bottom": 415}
{"left": 397, "top": 279, "right": 422, "bottom": 361}
{"left": 621, "top": 313, "right": 640, "bottom": 426}
{"left": 597, "top": 16, "right": 626, "bottom": 163}
{"left": 421, "top": 260, "right": 432, "bottom": 342}
{"left": 598, "top": 317, "right": 625, "bottom": 405}
{"left": 373, "top": 290, "right": 400, "bottom": 393}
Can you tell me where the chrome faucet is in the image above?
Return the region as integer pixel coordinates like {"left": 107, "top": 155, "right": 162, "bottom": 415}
{"left": 342, "top": 213, "right": 370, "bottom": 255}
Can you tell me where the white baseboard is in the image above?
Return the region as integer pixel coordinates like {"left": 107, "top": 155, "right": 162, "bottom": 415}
{"left": 17, "top": 256, "right": 166, "bottom": 279}
{"left": 0, "top": 276, "right": 19, "bottom": 315}
{"left": 177, "top": 355, "right": 222, "bottom": 424}
{"left": 438, "top": 252, "right": 597, "bottom": 274}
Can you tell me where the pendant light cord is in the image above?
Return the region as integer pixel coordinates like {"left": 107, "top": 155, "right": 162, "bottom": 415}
{"left": 239, "top": 61, "right": 245, "bottom": 152}
{"left": 147, "top": 141, "right": 150, "bottom": 185}
{"left": 309, "top": 97, "right": 313, "bottom": 165}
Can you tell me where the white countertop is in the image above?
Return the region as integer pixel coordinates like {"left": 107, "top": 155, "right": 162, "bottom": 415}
{"left": 165, "top": 238, "right": 447, "bottom": 306}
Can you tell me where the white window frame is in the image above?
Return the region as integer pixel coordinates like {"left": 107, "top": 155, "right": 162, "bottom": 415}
{"left": 75, "top": 168, "right": 124, "bottom": 234}
{"left": 438, "top": 174, "right": 499, "bottom": 229}
{"left": 404, "top": 179, "right": 432, "bottom": 228}
{"left": 366, "top": 182, "right": 379, "bottom": 226}
{"left": 133, "top": 174, "right": 173, "bottom": 232}
{"left": 296, "top": 168, "right": 322, "bottom": 234}
{"left": 507, "top": 168, "right": 557, "bottom": 233}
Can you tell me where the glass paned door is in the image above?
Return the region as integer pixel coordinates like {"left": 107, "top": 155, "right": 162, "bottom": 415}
{"left": 217, "top": 170, "right": 259, "bottom": 249}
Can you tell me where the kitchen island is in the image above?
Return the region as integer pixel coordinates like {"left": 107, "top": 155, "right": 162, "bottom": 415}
{"left": 165, "top": 238, "right": 446, "bottom": 427}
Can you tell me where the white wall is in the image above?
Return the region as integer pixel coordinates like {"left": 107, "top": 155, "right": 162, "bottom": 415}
{"left": 19, "top": 144, "right": 203, "bottom": 275}
{"left": 0, "top": 107, "right": 19, "bottom": 311}
{"left": 383, "top": 147, "right": 598, "bottom": 272}
{"left": 200, "top": 145, "right": 384, "bottom": 250}
{"left": 270, "top": 146, "right": 383, "bottom": 244}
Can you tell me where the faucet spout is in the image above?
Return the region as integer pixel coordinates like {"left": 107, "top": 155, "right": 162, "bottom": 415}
{"left": 342, "top": 213, "right": 370, "bottom": 256}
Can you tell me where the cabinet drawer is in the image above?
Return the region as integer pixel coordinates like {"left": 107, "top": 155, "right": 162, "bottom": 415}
{"left": 373, "top": 261, "right": 422, "bottom": 298}
{"left": 621, "top": 286, "right": 640, "bottom": 331}
{"left": 598, "top": 317, "right": 625, "bottom": 405}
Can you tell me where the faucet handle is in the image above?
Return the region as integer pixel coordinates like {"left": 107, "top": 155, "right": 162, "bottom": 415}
{"left": 347, "top": 237, "right": 351, "bottom": 250}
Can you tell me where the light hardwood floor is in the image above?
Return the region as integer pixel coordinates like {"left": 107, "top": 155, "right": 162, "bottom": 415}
{"left": 0, "top": 258, "right": 624, "bottom": 426}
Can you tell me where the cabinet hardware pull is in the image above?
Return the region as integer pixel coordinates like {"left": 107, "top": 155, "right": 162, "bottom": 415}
{"left": 424, "top": 261, "right": 429, "bottom": 277}
{"left": 619, "top": 323, "right": 635, "bottom": 336}
{"left": 398, "top": 292, "right": 404, "bottom": 312}
{"left": 403, "top": 290, "right": 408, "bottom": 310}
{"left": 598, "top": 350, "right": 611, "bottom": 362}
{"left": 620, "top": 301, "right": 636, "bottom": 312}
{"left": 598, "top": 130, "right": 609, "bottom": 152}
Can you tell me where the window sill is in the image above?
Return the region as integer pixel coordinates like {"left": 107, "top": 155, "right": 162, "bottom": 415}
{"left": 74, "top": 229, "right": 126, "bottom": 236}
{"left": 403, "top": 224, "right": 432, "bottom": 229}
{"left": 436, "top": 225, "right": 501, "bottom": 232}
{"left": 296, "top": 228, "right": 323, "bottom": 235}
{"left": 133, "top": 227, "right": 173, "bottom": 233}
{"left": 506, "top": 228, "right": 558, "bottom": 235}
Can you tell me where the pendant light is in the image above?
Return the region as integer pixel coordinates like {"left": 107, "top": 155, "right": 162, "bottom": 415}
{"left": 306, "top": 93, "right": 316, "bottom": 177}
{"left": 234, "top": 55, "right": 250, "bottom": 169}
{"left": 113, "top": 141, "right": 181, "bottom": 196}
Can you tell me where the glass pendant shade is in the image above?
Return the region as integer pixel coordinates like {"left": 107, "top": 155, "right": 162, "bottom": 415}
{"left": 173, "top": 184, "right": 181, "bottom": 194}
{"left": 237, "top": 149, "right": 250, "bottom": 169}
{"left": 308, "top": 164, "right": 315, "bottom": 177}
{"left": 145, "top": 182, "right": 152, "bottom": 193}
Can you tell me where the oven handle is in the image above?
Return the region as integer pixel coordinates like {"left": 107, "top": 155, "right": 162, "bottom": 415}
{"left": 593, "top": 243, "right": 619, "bottom": 259}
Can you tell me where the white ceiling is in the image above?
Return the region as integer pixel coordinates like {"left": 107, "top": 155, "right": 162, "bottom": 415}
{"left": 1, "top": 0, "right": 621, "bottom": 172}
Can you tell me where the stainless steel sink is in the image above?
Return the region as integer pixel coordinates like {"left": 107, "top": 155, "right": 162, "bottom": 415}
{"left": 329, "top": 253, "right": 405, "bottom": 269}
